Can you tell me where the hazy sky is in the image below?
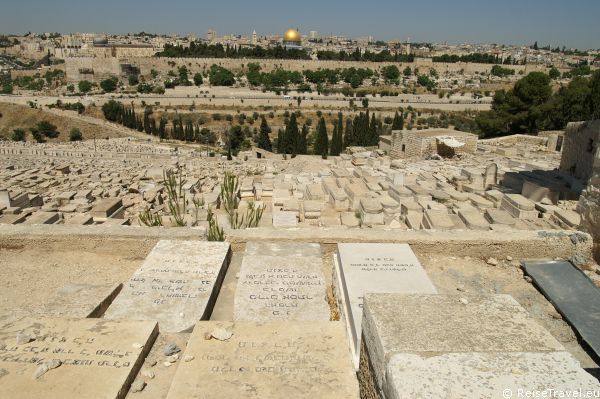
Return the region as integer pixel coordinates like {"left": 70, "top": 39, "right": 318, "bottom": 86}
{"left": 2, "top": 0, "right": 599, "bottom": 49}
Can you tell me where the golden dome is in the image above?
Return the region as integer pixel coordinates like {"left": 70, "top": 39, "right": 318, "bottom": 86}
{"left": 283, "top": 28, "right": 301, "bottom": 43}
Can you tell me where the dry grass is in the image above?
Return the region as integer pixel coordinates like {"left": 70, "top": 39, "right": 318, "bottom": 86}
{"left": 0, "top": 103, "right": 131, "bottom": 142}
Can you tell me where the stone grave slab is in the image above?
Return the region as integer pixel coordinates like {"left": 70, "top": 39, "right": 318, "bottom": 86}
{"left": 234, "top": 243, "right": 329, "bottom": 321}
{"left": 165, "top": 321, "right": 359, "bottom": 399}
{"left": 361, "top": 294, "right": 564, "bottom": 390}
{"left": 523, "top": 260, "right": 600, "bottom": 359}
{"left": 386, "top": 352, "right": 600, "bottom": 399}
{"left": 104, "top": 240, "right": 231, "bottom": 333}
{"left": 0, "top": 317, "right": 158, "bottom": 399}
{"left": 334, "top": 243, "right": 437, "bottom": 369}
{"left": 272, "top": 211, "right": 297, "bottom": 227}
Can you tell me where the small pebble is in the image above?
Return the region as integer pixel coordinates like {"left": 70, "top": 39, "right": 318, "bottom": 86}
{"left": 486, "top": 258, "right": 498, "bottom": 266}
{"left": 459, "top": 298, "right": 469, "bottom": 305}
{"left": 524, "top": 276, "right": 533, "bottom": 283}
{"left": 163, "top": 343, "right": 181, "bottom": 356}
{"left": 33, "top": 364, "right": 49, "bottom": 379}
{"left": 16, "top": 332, "right": 32, "bottom": 345}
{"left": 132, "top": 343, "right": 143, "bottom": 349}
{"left": 184, "top": 355, "right": 195, "bottom": 362}
{"left": 163, "top": 361, "right": 173, "bottom": 367}
{"left": 131, "top": 380, "right": 146, "bottom": 393}
{"left": 166, "top": 354, "right": 179, "bottom": 363}
{"left": 506, "top": 256, "right": 513, "bottom": 261}
{"left": 141, "top": 370, "right": 155, "bottom": 379}
{"left": 456, "top": 286, "right": 466, "bottom": 292}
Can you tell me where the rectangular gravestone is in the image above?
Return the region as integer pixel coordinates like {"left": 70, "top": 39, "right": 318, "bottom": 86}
{"left": 104, "top": 240, "right": 231, "bottom": 333}
{"left": 334, "top": 243, "right": 437, "bottom": 369}
{"left": 523, "top": 260, "right": 600, "bottom": 359}
{"left": 361, "top": 294, "right": 565, "bottom": 395}
{"left": 234, "top": 242, "right": 330, "bottom": 321}
{"left": 165, "top": 321, "right": 359, "bottom": 399}
{"left": 0, "top": 317, "right": 158, "bottom": 399}
{"left": 386, "top": 352, "right": 599, "bottom": 399}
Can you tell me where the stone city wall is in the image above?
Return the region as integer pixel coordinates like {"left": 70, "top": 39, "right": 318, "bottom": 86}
{"left": 65, "top": 56, "right": 547, "bottom": 82}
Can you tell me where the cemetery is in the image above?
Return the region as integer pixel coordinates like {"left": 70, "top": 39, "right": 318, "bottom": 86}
{"left": 0, "top": 126, "right": 599, "bottom": 397}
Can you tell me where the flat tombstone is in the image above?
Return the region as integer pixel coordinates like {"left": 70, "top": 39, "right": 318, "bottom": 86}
{"left": 386, "top": 352, "right": 600, "bottom": 399}
{"left": 272, "top": 211, "right": 297, "bottom": 228}
{"left": 234, "top": 242, "right": 329, "bottom": 321}
{"left": 335, "top": 243, "right": 437, "bottom": 368}
{"left": 0, "top": 317, "right": 158, "bottom": 399}
{"left": 165, "top": 321, "right": 359, "bottom": 399}
{"left": 104, "top": 240, "right": 231, "bottom": 333}
{"left": 361, "top": 294, "right": 564, "bottom": 391}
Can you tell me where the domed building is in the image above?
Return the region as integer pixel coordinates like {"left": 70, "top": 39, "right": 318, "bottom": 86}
{"left": 92, "top": 36, "right": 108, "bottom": 46}
{"left": 282, "top": 28, "right": 302, "bottom": 49}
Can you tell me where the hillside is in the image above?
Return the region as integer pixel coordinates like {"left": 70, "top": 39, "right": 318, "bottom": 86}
{"left": 0, "top": 102, "right": 141, "bottom": 142}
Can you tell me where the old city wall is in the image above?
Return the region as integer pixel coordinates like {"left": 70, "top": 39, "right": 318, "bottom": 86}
{"left": 64, "top": 56, "right": 546, "bottom": 82}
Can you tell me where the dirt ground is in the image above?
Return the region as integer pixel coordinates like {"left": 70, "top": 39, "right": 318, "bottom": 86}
{"left": 0, "top": 102, "right": 137, "bottom": 142}
{"left": 0, "top": 237, "right": 598, "bottom": 397}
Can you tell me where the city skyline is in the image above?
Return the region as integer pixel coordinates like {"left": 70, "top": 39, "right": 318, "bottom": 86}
{"left": 1, "top": 0, "right": 599, "bottom": 50}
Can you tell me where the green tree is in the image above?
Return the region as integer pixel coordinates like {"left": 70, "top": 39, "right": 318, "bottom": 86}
{"left": 403, "top": 66, "right": 412, "bottom": 77}
{"left": 178, "top": 65, "right": 191, "bottom": 85}
{"left": 209, "top": 65, "right": 235, "bottom": 86}
{"left": 381, "top": 65, "right": 400, "bottom": 80}
{"left": 258, "top": 116, "right": 272, "bottom": 151}
{"left": 392, "top": 111, "right": 404, "bottom": 130}
{"left": 299, "top": 124, "right": 308, "bottom": 154}
{"left": 228, "top": 125, "right": 245, "bottom": 155}
{"left": 11, "top": 128, "right": 26, "bottom": 142}
{"left": 128, "top": 74, "right": 139, "bottom": 86}
{"left": 100, "top": 77, "right": 118, "bottom": 92}
{"left": 193, "top": 72, "right": 203, "bottom": 86}
{"left": 78, "top": 80, "right": 92, "bottom": 93}
{"left": 69, "top": 127, "right": 83, "bottom": 141}
{"left": 343, "top": 117, "right": 353, "bottom": 148}
{"left": 32, "top": 120, "right": 59, "bottom": 138}
{"left": 102, "top": 100, "right": 123, "bottom": 122}
{"left": 313, "top": 117, "right": 329, "bottom": 157}
{"left": 591, "top": 70, "right": 600, "bottom": 119}
{"left": 548, "top": 67, "right": 561, "bottom": 80}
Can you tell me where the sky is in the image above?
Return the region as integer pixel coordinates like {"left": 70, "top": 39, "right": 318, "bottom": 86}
{"left": 1, "top": 0, "right": 599, "bottom": 49}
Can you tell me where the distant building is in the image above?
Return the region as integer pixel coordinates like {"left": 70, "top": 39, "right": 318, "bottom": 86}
{"left": 207, "top": 29, "right": 217, "bottom": 42}
{"left": 384, "top": 129, "right": 478, "bottom": 159}
{"left": 251, "top": 30, "right": 257, "bottom": 45}
{"left": 282, "top": 28, "right": 302, "bottom": 50}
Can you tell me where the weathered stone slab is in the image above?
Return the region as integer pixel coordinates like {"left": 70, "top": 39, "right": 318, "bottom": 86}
{"left": 423, "top": 209, "right": 454, "bottom": 229}
{"left": 272, "top": 211, "right": 297, "bottom": 227}
{"left": 0, "top": 317, "right": 158, "bottom": 399}
{"left": 361, "top": 294, "right": 564, "bottom": 391}
{"left": 523, "top": 260, "right": 600, "bottom": 360}
{"left": 386, "top": 352, "right": 599, "bottom": 399}
{"left": 334, "top": 244, "right": 437, "bottom": 368}
{"left": 234, "top": 243, "right": 329, "bottom": 321}
{"left": 165, "top": 321, "right": 359, "bottom": 399}
{"left": 22, "top": 211, "right": 59, "bottom": 225}
{"left": 485, "top": 208, "right": 516, "bottom": 225}
{"left": 104, "top": 240, "right": 231, "bottom": 333}
{"left": 91, "top": 198, "right": 123, "bottom": 218}
{"left": 457, "top": 210, "right": 490, "bottom": 230}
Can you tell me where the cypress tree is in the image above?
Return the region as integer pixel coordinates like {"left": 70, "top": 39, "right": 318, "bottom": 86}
{"left": 369, "top": 113, "right": 379, "bottom": 146}
{"left": 285, "top": 113, "right": 300, "bottom": 155}
{"left": 314, "top": 117, "right": 329, "bottom": 157}
{"left": 392, "top": 111, "right": 404, "bottom": 130}
{"left": 343, "top": 117, "right": 353, "bottom": 149}
{"left": 276, "top": 128, "right": 284, "bottom": 153}
{"left": 159, "top": 118, "right": 166, "bottom": 141}
{"left": 330, "top": 122, "right": 339, "bottom": 156}
{"left": 258, "top": 117, "right": 272, "bottom": 151}
{"left": 143, "top": 109, "right": 151, "bottom": 134}
{"left": 299, "top": 124, "right": 308, "bottom": 154}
